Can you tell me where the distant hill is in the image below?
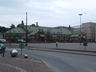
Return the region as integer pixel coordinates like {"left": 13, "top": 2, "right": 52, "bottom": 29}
{"left": 72, "top": 25, "right": 80, "bottom": 28}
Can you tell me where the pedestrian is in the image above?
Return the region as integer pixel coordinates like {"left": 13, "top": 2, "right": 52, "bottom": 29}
{"left": 56, "top": 41, "right": 58, "bottom": 48}
{"left": 83, "top": 39, "right": 88, "bottom": 50}
{"left": 2, "top": 46, "right": 5, "bottom": 57}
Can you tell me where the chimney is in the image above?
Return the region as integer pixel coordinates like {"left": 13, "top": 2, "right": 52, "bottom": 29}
{"left": 36, "top": 22, "right": 39, "bottom": 27}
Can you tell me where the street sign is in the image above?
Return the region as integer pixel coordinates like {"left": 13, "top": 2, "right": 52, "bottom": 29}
{"left": 19, "top": 43, "right": 24, "bottom": 55}
{"left": 19, "top": 43, "right": 24, "bottom": 49}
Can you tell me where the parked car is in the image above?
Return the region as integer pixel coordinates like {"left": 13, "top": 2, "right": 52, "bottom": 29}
{"left": 0, "top": 43, "right": 6, "bottom": 53}
{"left": 17, "top": 39, "right": 25, "bottom": 43}
{"left": 0, "top": 39, "right": 6, "bottom": 43}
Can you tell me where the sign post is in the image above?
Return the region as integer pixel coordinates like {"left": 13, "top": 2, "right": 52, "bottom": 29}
{"left": 19, "top": 43, "right": 24, "bottom": 55}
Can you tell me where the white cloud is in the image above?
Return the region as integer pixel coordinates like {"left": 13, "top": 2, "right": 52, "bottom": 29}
{"left": 0, "top": 0, "right": 96, "bottom": 27}
{"left": 54, "top": 1, "right": 71, "bottom": 8}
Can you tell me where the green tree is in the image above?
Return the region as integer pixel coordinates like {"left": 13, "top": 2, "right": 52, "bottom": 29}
{"left": 0, "top": 26, "right": 10, "bottom": 33}
{"left": 21, "top": 20, "right": 24, "bottom": 25}
{"left": 17, "top": 20, "right": 24, "bottom": 28}
{"left": 31, "top": 24, "right": 35, "bottom": 26}
{"left": 17, "top": 24, "right": 21, "bottom": 27}
{"left": 10, "top": 24, "right": 15, "bottom": 29}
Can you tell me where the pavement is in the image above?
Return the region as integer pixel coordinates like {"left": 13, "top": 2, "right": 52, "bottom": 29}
{"left": 0, "top": 53, "right": 55, "bottom": 72}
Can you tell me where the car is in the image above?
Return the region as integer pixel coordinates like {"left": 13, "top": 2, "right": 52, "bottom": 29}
{"left": 17, "top": 39, "right": 26, "bottom": 43}
{"left": 0, "top": 39, "right": 6, "bottom": 43}
{"left": 0, "top": 43, "right": 6, "bottom": 53}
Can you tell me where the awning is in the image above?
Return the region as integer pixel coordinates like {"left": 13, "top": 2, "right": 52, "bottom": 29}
{"left": 71, "top": 34, "right": 78, "bottom": 38}
{"left": 40, "top": 34, "right": 45, "bottom": 37}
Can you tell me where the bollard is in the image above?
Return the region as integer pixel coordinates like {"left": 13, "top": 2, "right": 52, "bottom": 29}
{"left": 10, "top": 49, "right": 18, "bottom": 57}
{"left": 24, "top": 54, "right": 28, "bottom": 58}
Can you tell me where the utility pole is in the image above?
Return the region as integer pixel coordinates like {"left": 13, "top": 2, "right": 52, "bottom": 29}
{"left": 78, "top": 13, "right": 83, "bottom": 45}
{"left": 25, "top": 12, "right": 28, "bottom": 46}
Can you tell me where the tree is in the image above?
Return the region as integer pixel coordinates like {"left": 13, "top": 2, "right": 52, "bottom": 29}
{"left": 10, "top": 24, "right": 15, "bottom": 29}
{"left": 17, "top": 24, "right": 21, "bottom": 27}
{"left": 31, "top": 24, "right": 35, "bottom": 26}
{"left": 21, "top": 20, "right": 24, "bottom": 25}
{"left": 17, "top": 20, "right": 24, "bottom": 28}
{"left": 68, "top": 25, "right": 71, "bottom": 30}
{"left": 0, "top": 26, "right": 9, "bottom": 33}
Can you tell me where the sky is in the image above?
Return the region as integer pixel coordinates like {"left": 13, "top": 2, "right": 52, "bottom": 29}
{"left": 0, "top": 0, "right": 96, "bottom": 27}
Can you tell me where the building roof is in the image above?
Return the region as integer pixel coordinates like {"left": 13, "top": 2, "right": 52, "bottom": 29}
{"left": 83, "top": 22, "right": 96, "bottom": 25}
{"left": 27, "top": 26, "right": 72, "bottom": 35}
{"left": 6, "top": 26, "right": 73, "bottom": 35}
{"left": 6, "top": 27, "right": 26, "bottom": 33}
{"left": 71, "top": 34, "right": 78, "bottom": 37}
{"left": 50, "top": 28, "right": 72, "bottom": 35}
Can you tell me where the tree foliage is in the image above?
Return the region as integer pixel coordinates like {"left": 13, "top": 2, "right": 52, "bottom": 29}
{"left": 0, "top": 26, "right": 9, "bottom": 33}
{"left": 31, "top": 24, "right": 35, "bottom": 26}
{"left": 21, "top": 20, "right": 24, "bottom": 25}
{"left": 10, "top": 24, "right": 15, "bottom": 29}
{"left": 17, "top": 20, "right": 24, "bottom": 28}
{"left": 17, "top": 24, "right": 21, "bottom": 27}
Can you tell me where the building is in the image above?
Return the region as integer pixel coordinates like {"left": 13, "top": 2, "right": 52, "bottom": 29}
{"left": 4, "top": 25, "right": 73, "bottom": 42}
{"left": 82, "top": 22, "right": 96, "bottom": 42}
{"left": 73, "top": 28, "right": 80, "bottom": 34}
{"left": 5, "top": 27, "right": 26, "bottom": 42}
{"left": 0, "top": 33, "right": 4, "bottom": 39}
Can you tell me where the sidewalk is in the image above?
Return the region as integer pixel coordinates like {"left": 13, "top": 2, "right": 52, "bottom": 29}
{"left": 0, "top": 55, "right": 55, "bottom": 72}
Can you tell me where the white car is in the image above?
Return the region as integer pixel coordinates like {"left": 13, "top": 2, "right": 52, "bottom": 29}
{"left": 17, "top": 39, "right": 25, "bottom": 43}
{"left": 0, "top": 39, "right": 6, "bottom": 43}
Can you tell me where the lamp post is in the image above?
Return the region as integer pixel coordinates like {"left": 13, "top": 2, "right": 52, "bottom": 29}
{"left": 25, "top": 12, "right": 28, "bottom": 46}
{"left": 78, "top": 13, "right": 83, "bottom": 45}
{"left": 60, "top": 28, "right": 62, "bottom": 42}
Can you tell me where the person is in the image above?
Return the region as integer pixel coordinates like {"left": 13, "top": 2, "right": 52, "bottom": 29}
{"left": 83, "top": 39, "right": 88, "bottom": 49}
{"left": 2, "top": 46, "right": 5, "bottom": 57}
{"left": 56, "top": 41, "right": 58, "bottom": 47}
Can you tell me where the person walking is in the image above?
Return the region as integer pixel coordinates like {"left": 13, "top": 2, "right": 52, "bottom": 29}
{"left": 83, "top": 39, "right": 88, "bottom": 50}
{"left": 56, "top": 41, "right": 58, "bottom": 48}
{"left": 2, "top": 46, "right": 5, "bottom": 57}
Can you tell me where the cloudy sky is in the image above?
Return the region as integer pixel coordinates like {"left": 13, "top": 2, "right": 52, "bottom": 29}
{"left": 0, "top": 0, "right": 96, "bottom": 27}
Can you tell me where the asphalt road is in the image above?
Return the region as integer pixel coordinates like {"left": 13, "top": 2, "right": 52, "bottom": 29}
{"left": 28, "top": 43, "right": 96, "bottom": 51}
{"left": 6, "top": 43, "right": 96, "bottom": 51}
{"left": 22, "top": 49, "right": 96, "bottom": 72}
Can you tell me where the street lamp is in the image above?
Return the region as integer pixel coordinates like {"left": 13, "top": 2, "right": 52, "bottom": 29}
{"left": 78, "top": 13, "right": 83, "bottom": 45}
{"left": 25, "top": 12, "right": 28, "bottom": 46}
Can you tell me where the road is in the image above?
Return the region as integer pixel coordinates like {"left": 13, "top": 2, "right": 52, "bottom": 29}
{"left": 28, "top": 43, "right": 96, "bottom": 51}
{"left": 6, "top": 43, "right": 96, "bottom": 51}
{"left": 22, "top": 49, "right": 96, "bottom": 72}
